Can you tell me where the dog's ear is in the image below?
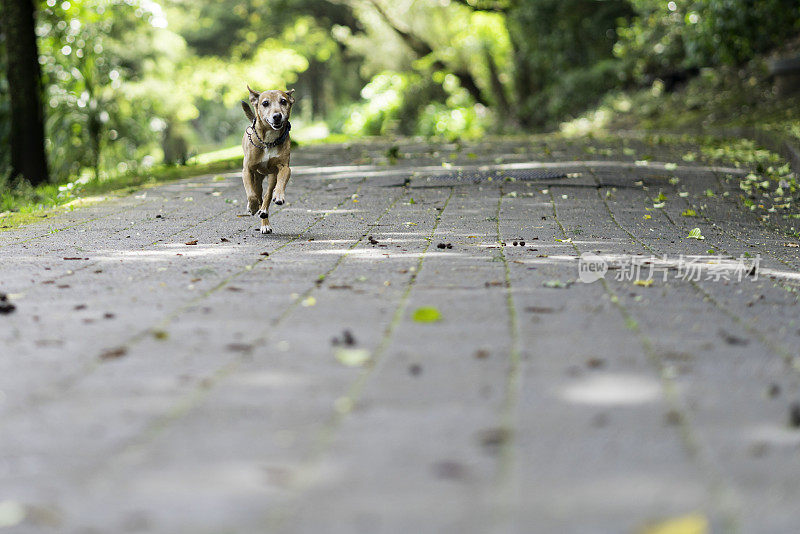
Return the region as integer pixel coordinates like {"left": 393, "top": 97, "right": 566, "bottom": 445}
{"left": 247, "top": 84, "right": 260, "bottom": 106}
{"left": 285, "top": 88, "right": 295, "bottom": 104}
{"left": 241, "top": 100, "right": 255, "bottom": 122}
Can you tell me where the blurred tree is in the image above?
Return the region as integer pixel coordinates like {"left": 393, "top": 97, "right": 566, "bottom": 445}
{"left": 616, "top": 0, "right": 800, "bottom": 83}
{"left": 1, "top": 0, "right": 49, "bottom": 185}
{"left": 501, "top": 0, "right": 632, "bottom": 127}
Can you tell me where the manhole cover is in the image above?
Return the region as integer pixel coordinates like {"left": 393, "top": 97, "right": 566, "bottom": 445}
{"left": 414, "top": 168, "right": 568, "bottom": 185}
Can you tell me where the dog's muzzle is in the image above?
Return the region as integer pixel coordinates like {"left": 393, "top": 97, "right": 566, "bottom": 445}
{"left": 269, "top": 113, "right": 284, "bottom": 130}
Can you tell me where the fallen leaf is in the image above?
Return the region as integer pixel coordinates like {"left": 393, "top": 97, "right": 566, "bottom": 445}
{"left": 790, "top": 402, "right": 800, "bottom": 428}
{"left": 783, "top": 242, "right": 799, "bottom": 248}
{"left": 634, "top": 279, "right": 654, "bottom": 287}
{"left": 412, "top": 306, "right": 442, "bottom": 323}
{"left": 478, "top": 427, "right": 510, "bottom": 448}
{"left": 301, "top": 296, "right": 316, "bottom": 307}
{"left": 99, "top": 347, "right": 127, "bottom": 360}
{"left": 719, "top": 329, "right": 748, "bottom": 346}
{"left": 686, "top": 228, "right": 705, "bottom": 240}
{"left": 640, "top": 513, "right": 708, "bottom": 534}
{"left": 335, "top": 348, "right": 371, "bottom": 367}
{"left": 185, "top": 240, "right": 198, "bottom": 245}
{"left": 525, "top": 306, "right": 558, "bottom": 313}
{"left": 331, "top": 329, "right": 356, "bottom": 346}
{"left": 542, "top": 280, "right": 572, "bottom": 289}
{"left": 681, "top": 209, "right": 697, "bottom": 217}
{"left": 225, "top": 343, "right": 253, "bottom": 353}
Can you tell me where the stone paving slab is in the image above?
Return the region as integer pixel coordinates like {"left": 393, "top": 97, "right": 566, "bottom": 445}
{"left": 1, "top": 139, "right": 800, "bottom": 533}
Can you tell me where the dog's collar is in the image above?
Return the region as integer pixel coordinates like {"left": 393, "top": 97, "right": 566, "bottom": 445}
{"left": 247, "top": 119, "right": 291, "bottom": 150}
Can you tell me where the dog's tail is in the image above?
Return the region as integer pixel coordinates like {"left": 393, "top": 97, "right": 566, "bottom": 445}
{"left": 241, "top": 100, "right": 255, "bottom": 122}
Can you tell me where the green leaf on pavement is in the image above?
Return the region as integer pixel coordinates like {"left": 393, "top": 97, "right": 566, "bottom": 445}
{"left": 542, "top": 279, "right": 572, "bottom": 289}
{"left": 335, "top": 348, "right": 371, "bottom": 367}
{"left": 412, "top": 306, "right": 442, "bottom": 323}
{"left": 687, "top": 228, "right": 705, "bottom": 240}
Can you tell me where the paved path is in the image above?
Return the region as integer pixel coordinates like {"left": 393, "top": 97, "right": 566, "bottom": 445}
{"left": 2, "top": 138, "right": 800, "bottom": 533}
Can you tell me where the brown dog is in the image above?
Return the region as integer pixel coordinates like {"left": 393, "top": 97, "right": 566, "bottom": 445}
{"left": 240, "top": 85, "right": 295, "bottom": 234}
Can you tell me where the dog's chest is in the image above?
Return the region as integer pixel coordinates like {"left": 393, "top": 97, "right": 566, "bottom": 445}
{"left": 260, "top": 147, "right": 279, "bottom": 163}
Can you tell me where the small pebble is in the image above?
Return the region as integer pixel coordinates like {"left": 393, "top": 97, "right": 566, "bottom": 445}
{"left": 586, "top": 358, "right": 605, "bottom": 369}
{"left": 0, "top": 293, "right": 16, "bottom": 315}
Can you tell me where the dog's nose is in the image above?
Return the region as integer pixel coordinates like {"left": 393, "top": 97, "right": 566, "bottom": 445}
{"left": 272, "top": 113, "right": 282, "bottom": 123}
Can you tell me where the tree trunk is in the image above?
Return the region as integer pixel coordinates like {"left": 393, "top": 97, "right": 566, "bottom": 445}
{"left": 507, "top": 19, "right": 537, "bottom": 128}
{"left": 484, "top": 45, "right": 515, "bottom": 128}
{"left": 1, "top": 0, "right": 49, "bottom": 185}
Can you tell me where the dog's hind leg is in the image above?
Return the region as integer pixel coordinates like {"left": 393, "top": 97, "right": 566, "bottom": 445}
{"left": 257, "top": 173, "right": 278, "bottom": 234}
{"left": 272, "top": 164, "right": 290, "bottom": 205}
{"left": 242, "top": 168, "right": 263, "bottom": 215}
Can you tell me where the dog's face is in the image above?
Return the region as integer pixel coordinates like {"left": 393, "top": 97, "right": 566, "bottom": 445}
{"left": 248, "top": 87, "right": 295, "bottom": 130}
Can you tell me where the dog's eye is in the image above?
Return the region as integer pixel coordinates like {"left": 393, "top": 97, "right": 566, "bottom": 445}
{"left": 262, "top": 101, "right": 269, "bottom": 107}
{"left": 280, "top": 99, "right": 287, "bottom": 105}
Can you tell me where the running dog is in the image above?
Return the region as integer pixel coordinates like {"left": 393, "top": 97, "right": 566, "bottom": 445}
{"left": 240, "top": 85, "right": 295, "bottom": 234}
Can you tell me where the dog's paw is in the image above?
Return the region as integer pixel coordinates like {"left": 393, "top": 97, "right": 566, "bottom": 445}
{"left": 257, "top": 209, "right": 269, "bottom": 219}
{"left": 247, "top": 196, "right": 260, "bottom": 215}
{"left": 260, "top": 224, "right": 273, "bottom": 235}
{"left": 272, "top": 193, "right": 285, "bottom": 205}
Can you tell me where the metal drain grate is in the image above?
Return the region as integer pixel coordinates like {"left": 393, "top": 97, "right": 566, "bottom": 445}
{"left": 415, "top": 168, "right": 568, "bottom": 185}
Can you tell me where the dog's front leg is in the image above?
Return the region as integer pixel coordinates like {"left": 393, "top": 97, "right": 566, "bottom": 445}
{"left": 257, "top": 173, "right": 278, "bottom": 234}
{"left": 272, "top": 164, "right": 291, "bottom": 205}
{"left": 242, "top": 167, "right": 263, "bottom": 215}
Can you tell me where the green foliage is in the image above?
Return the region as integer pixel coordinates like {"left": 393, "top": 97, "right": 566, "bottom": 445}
{"left": 506, "top": 0, "right": 632, "bottom": 127}
{"left": 35, "top": 0, "right": 180, "bottom": 180}
{"left": 616, "top": 0, "right": 800, "bottom": 79}
{"left": 338, "top": 70, "right": 483, "bottom": 139}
